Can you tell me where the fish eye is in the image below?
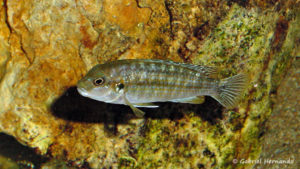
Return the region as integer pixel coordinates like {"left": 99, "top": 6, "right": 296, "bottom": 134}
{"left": 93, "top": 77, "right": 105, "bottom": 86}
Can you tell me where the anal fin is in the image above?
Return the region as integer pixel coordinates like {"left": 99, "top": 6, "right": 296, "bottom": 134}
{"left": 133, "top": 103, "right": 159, "bottom": 108}
{"left": 170, "top": 96, "right": 205, "bottom": 104}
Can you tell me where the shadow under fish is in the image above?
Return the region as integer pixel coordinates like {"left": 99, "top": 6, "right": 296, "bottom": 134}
{"left": 51, "top": 87, "right": 223, "bottom": 133}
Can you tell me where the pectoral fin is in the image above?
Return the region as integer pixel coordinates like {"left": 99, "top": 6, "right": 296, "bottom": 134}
{"left": 123, "top": 96, "right": 145, "bottom": 117}
{"left": 133, "top": 103, "right": 159, "bottom": 108}
{"left": 170, "top": 96, "right": 205, "bottom": 104}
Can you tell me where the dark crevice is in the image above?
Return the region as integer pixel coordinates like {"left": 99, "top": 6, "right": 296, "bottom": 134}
{"left": 20, "top": 39, "right": 33, "bottom": 65}
{"left": 3, "top": 0, "right": 12, "bottom": 33}
{"left": 0, "top": 133, "right": 48, "bottom": 168}
{"left": 164, "top": 0, "right": 174, "bottom": 39}
{"left": 135, "top": 0, "right": 142, "bottom": 8}
{"left": 227, "top": 0, "right": 250, "bottom": 8}
{"left": 177, "top": 45, "right": 190, "bottom": 62}
{"left": 270, "top": 16, "right": 289, "bottom": 53}
{"left": 193, "top": 21, "right": 210, "bottom": 41}
{"left": 4, "top": 0, "right": 34, "bottom": 66}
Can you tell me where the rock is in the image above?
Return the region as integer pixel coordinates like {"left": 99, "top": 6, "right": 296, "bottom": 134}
{"left": 0, "top": 0, "right": 299, "bottom": 168}
{"left": 254, "top": 59, "right": 300, "bottom": 169}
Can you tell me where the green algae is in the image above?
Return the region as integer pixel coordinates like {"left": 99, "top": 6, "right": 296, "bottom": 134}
{"left": 118, "top": 156, "right": 137, "bottom": 169}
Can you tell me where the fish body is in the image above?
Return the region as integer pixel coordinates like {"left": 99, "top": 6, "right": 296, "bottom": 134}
{"left": 77, "top": 59, "right": 247, "bottom": 117}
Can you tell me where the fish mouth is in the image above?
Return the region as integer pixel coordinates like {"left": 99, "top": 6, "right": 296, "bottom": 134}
{"left": 77, "top": 87, "right": 89, "bottom": 97}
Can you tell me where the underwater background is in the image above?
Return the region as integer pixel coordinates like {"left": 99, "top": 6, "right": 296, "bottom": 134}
{"left": 0, "top": 0, "right": 299, "bottom": 168}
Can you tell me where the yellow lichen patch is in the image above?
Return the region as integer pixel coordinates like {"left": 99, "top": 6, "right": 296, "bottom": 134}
{"left": 104, "top": 0, "right": 151, "bottom": 34}
{"left": 0, "top": 111, "right": 20, "bottom": 132}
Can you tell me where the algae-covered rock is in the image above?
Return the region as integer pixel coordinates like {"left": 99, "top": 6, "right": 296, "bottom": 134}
{"left": 0, "top": 0, "right": 299, "bottom": 168}
{"left": 253, "top": 54, "right": 299, "bottom": 169}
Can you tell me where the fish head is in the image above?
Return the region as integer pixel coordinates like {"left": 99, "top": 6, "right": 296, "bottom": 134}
{"left": 77, "top": 64, "right": 118, "bottom": 102}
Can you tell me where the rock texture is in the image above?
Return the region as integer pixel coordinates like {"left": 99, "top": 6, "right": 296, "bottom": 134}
{"left": 254, "top": 59, "right": 299, "bottom": 169}
{"left": 0, "top": 0, "right": 299, "bottom": 168}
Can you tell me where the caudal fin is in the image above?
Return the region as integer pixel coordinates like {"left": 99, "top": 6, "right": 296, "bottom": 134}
{"left": 212, "top": 74, "right": 247, "bottom": 108}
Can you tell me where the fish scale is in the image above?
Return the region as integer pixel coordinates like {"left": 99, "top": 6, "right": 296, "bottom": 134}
{"left": 77, "top": 59, "right": 247, "bottom": 117}
{"left": 123, "top": 61, "right": 213, "bottom": 102}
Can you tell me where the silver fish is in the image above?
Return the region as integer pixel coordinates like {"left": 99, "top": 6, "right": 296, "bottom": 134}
{"left": 77, "top": 59, "right": 247, "bottom": 117}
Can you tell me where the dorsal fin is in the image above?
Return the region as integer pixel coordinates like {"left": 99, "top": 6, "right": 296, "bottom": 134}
{"left": 163, "top": 60, "right": 218, "bottom": 78}
{"left": 190, "top": 65, "right": 218, "bottom": 78}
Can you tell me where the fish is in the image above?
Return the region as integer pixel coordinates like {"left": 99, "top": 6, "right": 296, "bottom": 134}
{"left": 77, "top": 59, "right": 247, "bottom": 117}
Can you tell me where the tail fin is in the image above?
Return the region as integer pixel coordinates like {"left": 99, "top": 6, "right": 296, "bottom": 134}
{"left": 212, "top": 74, "right": 247, "bottom": 108}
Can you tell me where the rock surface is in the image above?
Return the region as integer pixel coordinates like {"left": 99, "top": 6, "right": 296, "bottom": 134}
{"left": 0, "top": 0, "right": 299, "bottom": 168}
{"left": 254, "top": 59, "right": 299, "bottom": 169}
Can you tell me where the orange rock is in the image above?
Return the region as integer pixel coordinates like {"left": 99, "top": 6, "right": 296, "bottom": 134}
{"left": 104, "top": 0, "right": 151, "bottom": 33}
